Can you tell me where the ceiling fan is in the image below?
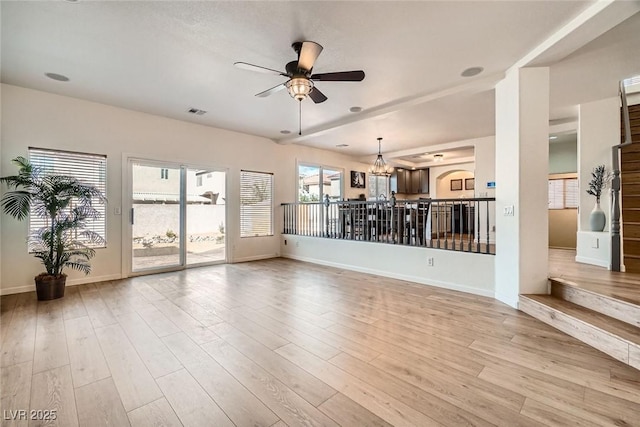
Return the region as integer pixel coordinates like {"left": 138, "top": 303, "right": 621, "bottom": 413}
{"left": 234, "top": 41, "right": 365, "bottom": 105}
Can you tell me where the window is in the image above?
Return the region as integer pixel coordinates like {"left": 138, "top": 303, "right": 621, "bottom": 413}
{"left": 29, "top": 147, "right": 107, "bottom": 247}
{"left": 369, "top": 175, "right": 389, "bottom": 199}
{"left": 298, "top": 164, "right": 343, "bottom": 202}
{"left": 240, "top": 170, "right": 273, "bottom": 237}
{"left": 548, "top": 177, "right": 578, "bottom": 209}
{"left": 160, "top": 168, "right": 169, "bottom": 179}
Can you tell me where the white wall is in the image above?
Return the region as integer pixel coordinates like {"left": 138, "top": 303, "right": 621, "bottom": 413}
{"left": 281, "top": 235, "right": 495, "bottom": 297}
{"left": 435, "top": 170, "right": 475, "bottom": 199}
{"left": 549, "top": 139, "right": 578, "bottom": 174}
{"left": 0, "top": 84, "right": 370, "bottom": 294}
{"left": 577, "top": 97, "right": 620, "bottom": 232}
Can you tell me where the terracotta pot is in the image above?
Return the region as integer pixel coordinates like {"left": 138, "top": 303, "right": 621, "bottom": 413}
{"left": 35, "top": 274, "right": 66, "bottom": 301}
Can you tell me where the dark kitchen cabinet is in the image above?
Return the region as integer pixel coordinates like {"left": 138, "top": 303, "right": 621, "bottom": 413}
{"left": 391, "top": 168, "right": 429, "bottom": 194}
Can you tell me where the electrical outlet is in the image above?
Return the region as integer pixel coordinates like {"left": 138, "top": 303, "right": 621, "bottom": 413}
{"left": 296, "top": 241, "right": 299, "bottom": 248}
{"left": 427, "top": 257, "right": 434, "bottom": 266}
{"left": 114, "top": 207, "right": 122, "bottom": 215}
{"left": 503, "top": 205, "right": 515, "bottom": 216}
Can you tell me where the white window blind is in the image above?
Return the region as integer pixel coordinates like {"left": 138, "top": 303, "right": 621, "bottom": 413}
{"left": 548, "top": 177, "right": 578, "bottom": 210}
{"left": 29, "top": 147, "right": 107, "bottom": 247}
{"left": 240, "top": 170, "right": 273, "bottom": 237}
{"left": 565, "top": 179, "right": 579, "bottom": 208}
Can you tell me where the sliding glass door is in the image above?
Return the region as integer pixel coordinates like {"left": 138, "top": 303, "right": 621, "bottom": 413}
{"left": 130, "top": 160, "right": 226, "bottom": 274}
{"left": 186, "top": 169, "right": 226, "bottom": 265}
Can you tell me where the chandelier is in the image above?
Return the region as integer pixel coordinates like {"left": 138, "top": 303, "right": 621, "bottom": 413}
{"left": 369, "top": 137, "right": 393, "bottom": 176}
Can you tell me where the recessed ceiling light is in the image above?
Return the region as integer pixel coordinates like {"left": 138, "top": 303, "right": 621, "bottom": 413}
{"left": 397, "top": 168, "right": 404, "bottom": 171}
{"left": 349, "top": 106, "right": 363, "bottom": 113}
{"left": 461, "top": 67, "right": 484, "bottom": 78}
{"left": 434, "top": 154, "right": 444, "bottom": 162}
{"left": 549, "top": 136, "right": 558, "bottom": 140}
{"left": 280, "top": 130, "right": 291, "bottom": 134}
{"left": 64, "top": 0, "right": 80, "bottom": 3}
{"left": 45, "top": 72, "right": 69, "bottom": 82}
{"left": 335, "top": 144, "right": 349, "bottom": 147}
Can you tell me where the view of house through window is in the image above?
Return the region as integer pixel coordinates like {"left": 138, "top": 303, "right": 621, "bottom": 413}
{"left": 298, "top": 164, "right": 343, "bottom": 202}
{"left": 131, "top": 161, "right": 226, "bottom": 272}
{"left": 297, "top": 164, "right": 343, "bottom": 235}
{"left": 28, "top": 147, "right": 107, "bottom": 249}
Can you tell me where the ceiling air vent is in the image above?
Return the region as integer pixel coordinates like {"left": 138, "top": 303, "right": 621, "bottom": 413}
{"left": 187, "top": 108, "right": 207, "bottom": 116}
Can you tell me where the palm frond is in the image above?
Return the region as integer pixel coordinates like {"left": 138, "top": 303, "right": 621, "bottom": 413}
{"left": 2, "top": 156, "right": 106, "bottom": 276}
{"left": 0, "top": 191, "right": 32, "bottom": 220}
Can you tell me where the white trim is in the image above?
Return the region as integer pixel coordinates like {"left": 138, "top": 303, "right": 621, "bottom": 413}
{"left": 0, "top": 273, "right": 122, "bottom": 296}
{"left": 496, "top": 292, "right": 520, "bottom": 309}
{"left": 575, "top": 255, "right": 610, "bottom": 269}
{"left": 232, "top": 253, "right": 279, "bottom": 263}
{"left": 282, "top": 253, "right": 494, "bottom": 298}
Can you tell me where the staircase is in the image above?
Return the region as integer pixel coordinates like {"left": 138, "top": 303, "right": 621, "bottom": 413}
{"left": 621, "top": 104, "right": 640, "bottom": 272}
{"left": 520, "top": 278, "right": 640, "bottom": 371}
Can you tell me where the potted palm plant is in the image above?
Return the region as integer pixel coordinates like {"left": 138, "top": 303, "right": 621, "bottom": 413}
{"left": 0, "top": 156, "right": 106, "bottom": 300}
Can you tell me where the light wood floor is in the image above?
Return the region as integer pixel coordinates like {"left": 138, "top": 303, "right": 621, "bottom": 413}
{"left": 2, "top": 258, "right": 640, "bottom": 426}
{"left": 550, "top": 248, "right": 640, "bottom": 305}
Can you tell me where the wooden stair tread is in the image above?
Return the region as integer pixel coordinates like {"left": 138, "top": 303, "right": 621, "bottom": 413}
{"left": 550, "top": 276, "right": 640, "bottom": 307}
{"left": 521, "top": 295, "right": 640, "bottom": 346}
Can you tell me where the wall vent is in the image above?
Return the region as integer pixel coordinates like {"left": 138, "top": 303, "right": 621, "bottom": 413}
{"left": 187, "top": 108, "right": 207, "bottom": 115}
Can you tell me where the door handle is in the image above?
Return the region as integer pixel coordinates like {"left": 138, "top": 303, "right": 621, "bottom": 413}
{"left": 131, "top": 208, "right": 135, "bottom": 225}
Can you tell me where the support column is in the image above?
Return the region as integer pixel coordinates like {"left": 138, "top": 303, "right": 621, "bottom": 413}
{"left": 495, "top": 67, "right": 550, "bottom": 308}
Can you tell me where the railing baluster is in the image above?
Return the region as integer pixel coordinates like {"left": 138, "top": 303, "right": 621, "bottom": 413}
{"left": 435, "top": 202, "right": 440, "bottom": 249}
{"left": 281, "top": 197, "right": 495, "bottom": 253}
{"left": 467, "top": 202, "right": 473, "bottom": 252}
{"left": 453, "top": 202, "right": 458, "bottom": 251}
{"left": 485, "top": 200, "right": 490, "bottom": 254}
{"left": 476, "top": 201, "right": 481, "bottom": 253}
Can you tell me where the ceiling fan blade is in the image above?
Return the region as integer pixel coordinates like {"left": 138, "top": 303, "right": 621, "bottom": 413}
{"left": 311, "top": 70, "right": 365, "bottom": 81}
{"left": 255, "top": 83, "right": 287, "bottom": 98}
{"left": 309, "top": 86, "right": 328, "bottom": 104}
{"left": 234, "top": 62, "right": 286, "bottom": 76}
{"left": 297, "top": 41, "right": 323, "bottom": 72}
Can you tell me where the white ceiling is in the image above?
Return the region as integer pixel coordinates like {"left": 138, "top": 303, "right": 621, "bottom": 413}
{"left": 2, "top": 1, "right": 639, "bottom": 161}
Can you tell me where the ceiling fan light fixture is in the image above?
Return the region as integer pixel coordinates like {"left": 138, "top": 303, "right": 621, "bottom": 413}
{"left": 286, "top": 77, "right": 314, "bottom": 101}
{"left": 369, "top": 137, "right": 393, "bottom": 177}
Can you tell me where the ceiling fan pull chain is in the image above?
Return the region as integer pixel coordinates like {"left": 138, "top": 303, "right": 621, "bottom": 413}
{"left": 299, "top": 99, "right": 302, "bottom": 136}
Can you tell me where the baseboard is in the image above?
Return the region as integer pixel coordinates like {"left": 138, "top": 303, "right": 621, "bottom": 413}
{"left": 495, "top": 292, "right": 520, "bottom": 309}
{"left": 282, "top": 253, "right": 494, "bottom": 298}
{"left": 575, "top": 255, "right": 609, "bottom": 268}
{"left": 232, "top": 253, "right": 279, "bottom": 263}
{"left": 0, "top": 273, "right": 123, "bottom": 296}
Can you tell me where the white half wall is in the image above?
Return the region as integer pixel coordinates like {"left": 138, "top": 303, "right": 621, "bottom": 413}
{"left": 281, "top": 235, "right": 496, "bottom": 298}
{"left": 576, "top": 231, "right": 610, "bottom": 268}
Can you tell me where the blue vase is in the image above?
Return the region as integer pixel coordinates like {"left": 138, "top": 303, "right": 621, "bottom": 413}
{"left": 590, "top": 201, "right": 606, "bottom": 232}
